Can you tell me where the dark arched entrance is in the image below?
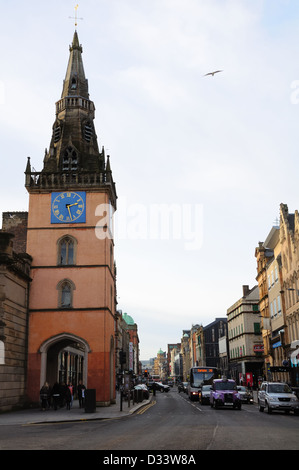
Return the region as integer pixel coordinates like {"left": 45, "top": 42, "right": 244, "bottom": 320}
{"left": 39, "top": 333, "right": 90, "bottom": 390}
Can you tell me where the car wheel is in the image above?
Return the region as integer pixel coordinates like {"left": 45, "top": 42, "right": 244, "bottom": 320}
{"left": 258, "top": 400, "right": 264, "bottom": 412}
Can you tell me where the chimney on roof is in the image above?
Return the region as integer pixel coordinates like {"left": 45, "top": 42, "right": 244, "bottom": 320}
{"left": 243, "top": 285, "right": 250, "bottom": 297}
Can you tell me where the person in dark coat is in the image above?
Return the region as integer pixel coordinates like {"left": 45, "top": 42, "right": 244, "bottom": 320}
{"left": 77, "top": 380, "right": 86, "bottom": 408}
{"left": 63, "top": 383, "right": 72, "bottom": 410}
{"left": 51, "top": 382, "right": 60, "bottom": 410}
{"left": 40, "top": 382, "right": 50, "bottom": 411}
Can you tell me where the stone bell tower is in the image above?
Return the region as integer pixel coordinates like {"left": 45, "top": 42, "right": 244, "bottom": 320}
{"left": 25, "top": 30, "right": 117, "bottom": 406}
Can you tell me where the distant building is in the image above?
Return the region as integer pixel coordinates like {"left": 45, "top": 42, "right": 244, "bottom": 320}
{"left": 181, "top": 331, "right": 191, "bottom": 381}
{"left": 227, "top": 285, "right": 263, "bottom": 386}
{"left": 203, "top": 318, "right": 227, "bottom": 369}
{"left": 123, "top": 312, "right": 140, "bottom": 376}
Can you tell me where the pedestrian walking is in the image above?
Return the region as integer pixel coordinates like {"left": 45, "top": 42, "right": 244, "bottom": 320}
{"left": 63, "top": 383, "right": 72, "bottom": 410}
{"left": 40, "top": 381, "right": 50, "bottom": 411}
{"left": 51, "top": 382, "right": 60, "bottom": 410}
{"left": 77, "top": 380, "right": 86, "bottom": 408}
{"left": 68, "top": 382, "right": 74, "bottom": 408}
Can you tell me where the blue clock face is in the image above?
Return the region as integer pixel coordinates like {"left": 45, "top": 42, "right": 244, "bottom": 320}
{"left": 51, "top": 191, "right": 86, "bottom": 224}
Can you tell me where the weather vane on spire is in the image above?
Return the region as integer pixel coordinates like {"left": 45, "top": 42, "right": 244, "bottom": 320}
{"left": 69, "top": 4, "right": 83, "bottom": 28}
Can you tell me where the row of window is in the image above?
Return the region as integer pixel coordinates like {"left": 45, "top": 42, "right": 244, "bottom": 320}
{"left": 268, "top": 265, "right": 279, "bottom": 290}
{"left": 229, "top": 322, "right": 261, "bottom": 339}
{"left": 227, "top": 304, "right": 259, "bottom": 321}
{"left": 230, "top": 345, "right": 245, "bottom": 359}
{"left": 270, "top": 295, "right": 282, "bottom": 318}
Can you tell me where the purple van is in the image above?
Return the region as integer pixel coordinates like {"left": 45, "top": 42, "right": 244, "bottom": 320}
{"left": 210, "top": 378, "right": 242, "bottom": 410}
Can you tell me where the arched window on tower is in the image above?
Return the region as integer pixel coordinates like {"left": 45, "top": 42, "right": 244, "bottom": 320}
{"left": 62, "top": 146, "right": 78, "bottom": 171}
{"left": 57, "top": 235, "right": 77, "bottom": 265}
{"left": 71, "top": 77, "right": 77, "bottom": 89}
{"left": 57, "top": 279, "right": 76, "bottom": 309}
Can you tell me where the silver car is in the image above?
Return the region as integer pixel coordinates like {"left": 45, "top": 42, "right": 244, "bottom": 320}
{"left": 258, "top": 382, "right": 299, "bottom": 415}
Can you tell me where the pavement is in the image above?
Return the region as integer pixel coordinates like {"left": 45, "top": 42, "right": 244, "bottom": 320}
{"left": 0, "top": 392, "right": 153, "bottom": 426}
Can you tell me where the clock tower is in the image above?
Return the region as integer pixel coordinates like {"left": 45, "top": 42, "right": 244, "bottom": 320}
{"left": 25, "top": 31, "right": 117, "bottom": 406}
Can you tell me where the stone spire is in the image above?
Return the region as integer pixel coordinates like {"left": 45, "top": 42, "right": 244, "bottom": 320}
{"left": 61, "top": 31, "right": 89, "bottom": 100}
{"left": 25, "top": 31, "right": 117, "bottom": 209}
{"left": 42, "top": 31, "right": 104, "bottom": 174}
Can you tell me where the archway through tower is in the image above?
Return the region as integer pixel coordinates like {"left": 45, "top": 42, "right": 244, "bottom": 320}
{"left": 39, "top": 333, "right": 90, "bottom": 390}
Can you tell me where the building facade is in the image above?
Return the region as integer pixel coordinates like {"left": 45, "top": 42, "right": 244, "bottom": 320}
{"left": 25, "top": 31, "right": 117, "bottom": 406}
{"left": 227, "top": 286, "right": 263, "bottom": 386}
{"left": 280, "top": 203, "right": 299, "bottom": 386}
{"left": 203, "top": 318, "right": 227, "bottom": 370}
{"left": 0, "top": 231, "right": 32, "bottom": 411}
{"left": 181, "top": 331, "right": 191, "bottom": 381}
{"left": 263, "top": 225, "right": 289, "bottom": 382}
{"left": 122, "top": 312, "right": 140, "bottom": 377}
{"left": 189, "top": 324, "right": 205, "bottom": 368}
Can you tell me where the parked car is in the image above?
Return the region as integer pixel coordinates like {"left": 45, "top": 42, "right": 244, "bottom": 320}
{"left": 258, "top": 382, "right": 299, "bottom": 415}
{"left": 134, "top": 384, "right": 149, "bottom": 400}
{"left": 210, "top": 378, "right": 242, "bottom": 410}
{"left": 237, "top": 386, "right": 253, "bottom": 404}
{"left": 155, "top": 382, "right": 170, "bottom": 392}
{"left": 199, "top": 385, "right": 211, "bottom": 405}
{"left": 178, "top": 382, "right": 188, "bottom": 393}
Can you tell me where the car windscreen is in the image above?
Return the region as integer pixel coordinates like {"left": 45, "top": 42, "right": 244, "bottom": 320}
{"left": 214, "top": 382, "right": 236, "bottom": 391}
{"left": 268, "top": 384, "right": 292, "bottom": 394}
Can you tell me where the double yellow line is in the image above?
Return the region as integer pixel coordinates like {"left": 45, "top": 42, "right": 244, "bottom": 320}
{"left": 136, "top": 400, "right": 156, "bottom": 415}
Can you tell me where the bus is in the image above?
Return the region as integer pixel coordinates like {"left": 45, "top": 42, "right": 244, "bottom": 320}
{"left": 187, "top": 367, "right": 219, "bottom": 400}
{"left": 150, "top": 374, "right": 160, "bottom": 382}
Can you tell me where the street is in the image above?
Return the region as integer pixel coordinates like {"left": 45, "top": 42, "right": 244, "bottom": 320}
{"left": 1, "top": 387, "right": 299, "bottom": 452}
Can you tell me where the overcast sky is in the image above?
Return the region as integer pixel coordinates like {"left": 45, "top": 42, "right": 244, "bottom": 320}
{"left": 1, "top": 0, "right": 299, "bottom": 360}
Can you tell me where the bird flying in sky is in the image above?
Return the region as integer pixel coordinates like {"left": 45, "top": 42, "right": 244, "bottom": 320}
{"left": 204, "top": 70, "right": 223, "bottom": 77}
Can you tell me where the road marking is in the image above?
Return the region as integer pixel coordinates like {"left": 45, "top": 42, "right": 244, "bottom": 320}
{"left": 136, "top": 400, "right": 156, "bottom": 415}
{"left": 179, "top": 394, "right": 203, "bottom": 412}
{"left": 206, "top": 423, "right": 219, "bottom": 450}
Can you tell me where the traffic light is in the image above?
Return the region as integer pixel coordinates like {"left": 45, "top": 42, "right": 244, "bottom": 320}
{"left": 144, "top": 370, "right": 148, "bottom": 377}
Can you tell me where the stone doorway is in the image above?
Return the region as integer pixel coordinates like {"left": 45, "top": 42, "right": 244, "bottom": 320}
{"left": 39, "top": 333, "right": 90, "bottom": 390}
